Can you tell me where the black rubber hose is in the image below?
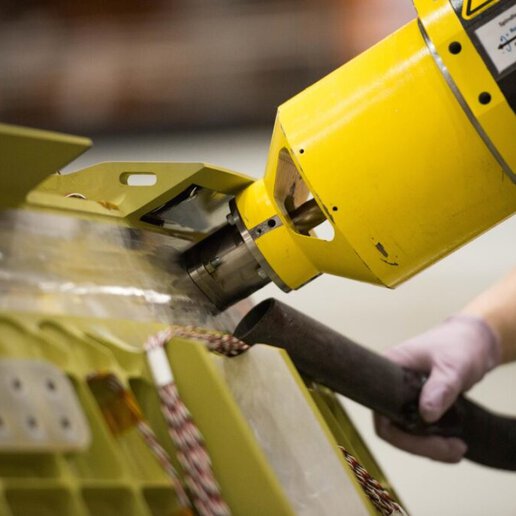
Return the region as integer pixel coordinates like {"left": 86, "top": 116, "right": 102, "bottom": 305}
{"left": 234, "top": 298, "right": 516, "bottom": 470}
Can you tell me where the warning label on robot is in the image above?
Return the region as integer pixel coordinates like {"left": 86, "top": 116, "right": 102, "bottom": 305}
{"left": 450, "top": 0, "right": 516, "bottom": 110}
{"left": 475, "top": 4, "right": 516, "bottom": 72}
{"left": 462, "top": 0, "right": 501, "bottom": 20}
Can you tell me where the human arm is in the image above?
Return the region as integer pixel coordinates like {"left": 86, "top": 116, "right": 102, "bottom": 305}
{"left": 375, "top": 268, "right": 516, "bottom": 462}
{"left": 463, "top": 268, "right": 516, "bottom": 363}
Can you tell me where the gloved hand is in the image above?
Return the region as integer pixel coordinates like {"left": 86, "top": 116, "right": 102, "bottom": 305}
{"left": 374, "top": 314, "right": 501, "bottom": 463}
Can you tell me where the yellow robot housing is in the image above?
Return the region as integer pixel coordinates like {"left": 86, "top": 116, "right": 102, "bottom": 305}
{"left": 234, "top": 0, "right": 516, "bottom": 293}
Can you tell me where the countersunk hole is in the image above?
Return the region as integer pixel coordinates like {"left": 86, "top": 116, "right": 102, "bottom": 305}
{"left": 27, "top": 416, "right": 38, "bottom": 429}
{"left": 11, "top": 378, "right": 22, "bottom": 391}
{"left": 448, "top": 41, "right": 462, "bottom": 54}
{"left": 46, "top": 379, "right": 56, "bottom": 392}
{"left": 60, "top": 417, "right": 71, "bottom": 430}
{"left": 332, "top": 206, "right": 338, "bottom": 212}
{"left": 479, "top": 92, "right": 491, "bottom": 104}
{"left": 267, "top": 219, "right": 276, "bottom": 228}
{"left": 299, "top": 149, "right": 305, "bottom": 154}
{"left": 256, "top": 228, "right": 262, "bottom": 235}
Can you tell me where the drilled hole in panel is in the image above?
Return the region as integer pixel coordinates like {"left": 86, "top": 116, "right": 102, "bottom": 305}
{"left": 60, "top": 417, "right": 71, "bottom": 430}
{"left": 26, "top": 416, "right": 38, "bottom": 429}
{"left": 46, "top": 379, "right": 56, "bottom": 392}
{"left": 11, "top": 378, "right": 22, "bottom": 393}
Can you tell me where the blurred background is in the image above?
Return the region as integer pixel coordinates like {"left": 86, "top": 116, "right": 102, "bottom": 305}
{"left": 0, "top": 0, "right": 415, "bottom": 134}
{"left": 2, "top": 1, "right": 515, "bottom": 514}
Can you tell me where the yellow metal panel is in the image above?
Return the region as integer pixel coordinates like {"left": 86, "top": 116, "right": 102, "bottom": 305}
{"left": 0, "top": 313, "right": 302, "bottom": 514}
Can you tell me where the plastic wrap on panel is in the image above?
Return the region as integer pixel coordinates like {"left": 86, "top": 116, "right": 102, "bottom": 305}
{"left": 216, "top": 345, "right": 369, "bottom": 516}
{"left": 0, "top": 209, "right": 236, "bottom": 330}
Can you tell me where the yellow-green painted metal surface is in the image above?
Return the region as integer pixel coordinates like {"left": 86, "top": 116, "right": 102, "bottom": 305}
{"left": 0, "top": 313, "right": 391, "bottom": 515}
{"left": 0, "top": 120, "right": 390, "bottom": 513}
{"left": 0, "top": 123, "right": 91, "bottom": 209}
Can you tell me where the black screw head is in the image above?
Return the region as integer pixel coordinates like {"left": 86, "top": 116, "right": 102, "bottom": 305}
{"left": 479, "top": 92, "right": 491, "bottom": 104}
{"left": 448, "top": 41, "right": 462, "bottom": 54}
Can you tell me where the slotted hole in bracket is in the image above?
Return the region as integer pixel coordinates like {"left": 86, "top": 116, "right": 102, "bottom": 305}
{"left": 119, "top": 173, "right": 157, "bottom": 186}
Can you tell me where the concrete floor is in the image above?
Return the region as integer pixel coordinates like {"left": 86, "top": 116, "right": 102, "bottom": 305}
{"left": 68, "top": 129, "right": 516, "bottom": 515}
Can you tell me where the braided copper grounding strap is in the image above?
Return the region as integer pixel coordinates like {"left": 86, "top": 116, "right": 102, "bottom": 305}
{"left": 145, "top": 325, "right": 406, "bottom": 516}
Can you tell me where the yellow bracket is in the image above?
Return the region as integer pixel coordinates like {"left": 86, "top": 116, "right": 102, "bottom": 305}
{"left": 0, "top": 123, "right": 253, "bottom": 232}
{"left": 28, "top": 161, "right": 253, "bottom": 229}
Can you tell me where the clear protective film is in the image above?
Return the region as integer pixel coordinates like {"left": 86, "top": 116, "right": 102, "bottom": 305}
{"left": 0, "top": 209, "right": 237, "bottom": 330}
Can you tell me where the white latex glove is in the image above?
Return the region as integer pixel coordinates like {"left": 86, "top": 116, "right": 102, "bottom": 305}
{"left": 375, "top": 314, "right": 501, "bottom": 463}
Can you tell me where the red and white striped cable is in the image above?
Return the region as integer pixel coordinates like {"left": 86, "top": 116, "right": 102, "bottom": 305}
{"left": 136, "top": 419, "right": 191, "bottom": 509}
{"left": 339, "top": 446, "right": 407, "bottom": 515}
{"left": 145, "top": 326, "right": 249, "bottom": 516}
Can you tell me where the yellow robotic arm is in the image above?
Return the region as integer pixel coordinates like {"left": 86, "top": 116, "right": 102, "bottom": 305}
{"left": 186, "top": 0, "right": 516, "bottom": 309}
